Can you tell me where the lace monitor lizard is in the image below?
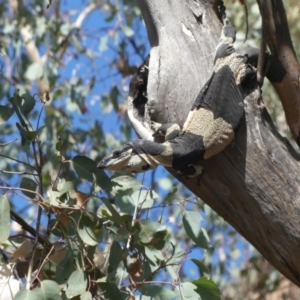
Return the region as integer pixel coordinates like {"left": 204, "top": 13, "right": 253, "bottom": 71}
{"left": 97, "top": 17, "right": 257, "bottom": 177}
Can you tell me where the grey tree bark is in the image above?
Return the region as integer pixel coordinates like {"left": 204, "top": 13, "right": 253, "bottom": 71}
{"left": 134, "top": 0, "right": 300, "bottom": 287}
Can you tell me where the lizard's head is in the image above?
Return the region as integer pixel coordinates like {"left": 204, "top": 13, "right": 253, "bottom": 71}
{"left": 97, "top": 143, "right": 155, "bottom": 173}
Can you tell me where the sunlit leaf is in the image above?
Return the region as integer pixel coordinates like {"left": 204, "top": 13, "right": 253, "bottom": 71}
{"left": 99, "top": 36, "right": 108, "bottom": 52}
{"left": 141, "top": 285, "right": 177, "bottom": 299}
{"left": 56, "top": 179, "right": 75, "bottom": 196}
{"left": 144, "top": 247, "right": 164, "bottom": 271}
{"left": 80, "top": 291, "right": 92, "bottom": 300}
{"left": 60, "top": 23, "right": 72, "bottom": 35}
{"left": 71, "top": 35, "right": 85, "bottom": 53}
{"left": 65, "top": 270, "right": 87, "bottom": 298}
{"left": 183, "top": 211, "right": 210, "bottom": 249}
{"left": 175, "top": 282, "right": 200, "bottom": 300}
{"left": 25, "top": 62, "right": 44, "bottom": 80}
{"left": 131, "top": 189, "right": 159, "bottom": 210}
{"left": 0, "top": 195, "right": 10, "bottom": 243}
{"left": 14, "top": 289, "right": 40, "bottom": 300}
{"left": 120, "top": 24, "right": 134, "bottom": 37}
{"left": 137, "top": 219, "right": 167, "bottom": 247}
{"left": 111, "top": 175, "right": 141, "bottom": 194}
{"left": 0, "top": 44, "right": 7, "bottom": 56}
{"left": 32, "top": 280, "right": 62, "bottom": 300}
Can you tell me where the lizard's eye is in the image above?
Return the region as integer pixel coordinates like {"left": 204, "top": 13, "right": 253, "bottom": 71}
{"left": 113, "top": 150, "right": 121, "bottom": 157}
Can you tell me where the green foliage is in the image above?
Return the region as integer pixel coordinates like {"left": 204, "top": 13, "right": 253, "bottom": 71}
{"left": 0, "top": 195, "right": 10, "bottom": 243}
{"left": 0, "top": 1, "right": 216, "bottom": 297}
{"left": 183, "top": 211, "right": 210, "bottom": 249}
{"left": 1, "top": 0, "right": 299, "bottom": 299}
{"left": 14, "top": 290, "right": 40, "bottom": 300}
{"left": 32, "top": 280, "right": 62, "bottom": 300}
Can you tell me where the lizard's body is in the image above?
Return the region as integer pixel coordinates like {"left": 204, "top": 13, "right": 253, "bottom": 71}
{"left": 98, "top": 18, "right": 256, "bottom": 176}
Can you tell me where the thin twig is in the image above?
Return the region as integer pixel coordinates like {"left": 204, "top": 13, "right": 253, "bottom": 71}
{"left": 257, "top": 0, "right": 267, "bottom": 85}
{"left": 0, "top": 139, "right": 17, "bottom": 146}
{"left": 26, "top": 119, "right": 45, "bottom": 289}
{"left": 0, "top": 170, "right": 39, "bottom": 176}
{"left": 0, "top": 186, "right": 44, "bottom": 201}
{"left": 73, "top": 3, "right": 98, "bottom": 29}
{"left": 10, "top": 210, "right": 46, "bottom": 245}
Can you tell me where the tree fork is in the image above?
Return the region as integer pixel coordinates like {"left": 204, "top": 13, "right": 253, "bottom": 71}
{"left": 137, "top": 0, "right": 300, "bottom": 286}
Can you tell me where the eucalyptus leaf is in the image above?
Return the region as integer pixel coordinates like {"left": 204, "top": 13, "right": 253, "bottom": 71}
{"left": 120, "top": 24, "right": 134, "bottom": 37}
{"left": 14, "top": 290, "right": 40, "bottom": 300}
{"left": 192, "top": 277, "right": 221, "bottom": 300}
{"left": 0, "top": 195, "right": 10, "bottom": 243}
{"left": 55, "top": 251, "right": 75, "bottom": 285}
{"left": 57, "top": 123, "right": 68, "bottom": 135}
{"left": 20, "top": 93, "right": 35, "bottom": 115}
{"left": 71, "top": 155, "right": 97, "bottom": 182}
{"left": 141, "top": 285, "right": 177, "bottom": 300}
{"left": 164, "top": 187, "right": 178, "bottom": 202}
{"left": 0, "top": 105, "right": 14, "bottom": 124}
{"left": 78, "top": 215, "right": 102, "bottom": 246}
{"left": 111, "top": 175, "right": 141, "bottom": 194}
{"left": 25, "top": 62, "right": 44, "bottom": 80}
{"left": 191, "top": 259, "right": 211, "bottom": 278}
{"left": 65, "top": 270, "right": 87, "bottom": 298}
{"left": 175, "top": 282, "right": 201, "bottom": 300}
{"left": 108, "top": 241, "right": 122, "bottom": 272}
{"left": 20, "top": 177, "right": 38, "bottom": 197}
{"left": 99, "top": 36, "right": 108, "bottom": 52}
{"left": 32, "top": 280, "right": 62, "bottom": 300}
{"left": 80, "top": 291, "right": 92, "bottom": 300}
{"left": 56, "top": 179, "right": 75, "bottom": 196}
{"left": 131, "top": 189, "right": 158, "bottom": 210}
{"left": 16, "top": 122, "right": 45, "bottom": 140}
{"left": 183, "top": 211, "right": 210, "bottom": 249}
{"left": 99, "top": 197, "right": 122, "bottom": 224}
{"left": 137, "top": 219, "right": 167, "bottom": 246}
{"left": 71, "top": 156, "right": 112, "bottom": 191}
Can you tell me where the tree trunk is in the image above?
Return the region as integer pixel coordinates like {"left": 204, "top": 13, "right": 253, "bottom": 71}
{"left": 137, "top": 0, "right": 300, "bottom": 287}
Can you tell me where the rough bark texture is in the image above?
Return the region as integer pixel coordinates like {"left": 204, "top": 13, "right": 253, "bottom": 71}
{"left": 136, "top": 0, "right": 300, "bottom": 287}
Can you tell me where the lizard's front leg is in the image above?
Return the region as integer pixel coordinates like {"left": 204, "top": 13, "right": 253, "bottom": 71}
{"left": 151, "top": 121, "right": 181, "bottom": 141}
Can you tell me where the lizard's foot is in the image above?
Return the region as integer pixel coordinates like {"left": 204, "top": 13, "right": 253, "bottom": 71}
{"left": 176, "top": 164, "right": 204, "bottom": 181}
{"left": 151, "top": 121, "right": 180, "bottom": 141}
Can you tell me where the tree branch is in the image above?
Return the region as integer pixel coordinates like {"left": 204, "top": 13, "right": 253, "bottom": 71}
{"left": 136, "top": 0, "right": 300, "bottom": 286}
{"left": 257, "top": 0, "right": 300, "bottom": 146}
